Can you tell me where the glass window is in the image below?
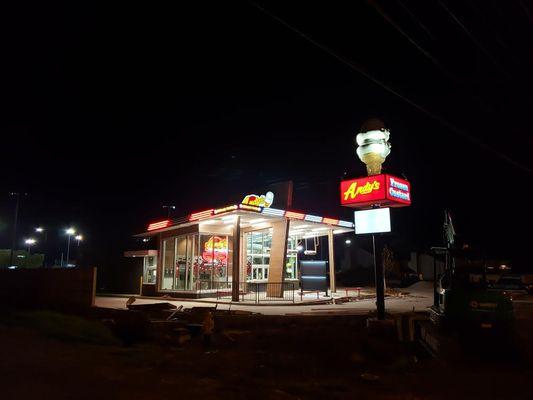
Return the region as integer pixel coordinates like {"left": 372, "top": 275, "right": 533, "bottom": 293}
{"left": 245, "top": 229, "right": 301, "bottom": 282}
{"left": 143, "top": 256, "right": 157, "bottom": 284}
{"left": 285, "top": 235, "right": 300, "bottom": 280}
{"left": 198, "top": 234, "right": 230, "bottom": 290}
{"left": 160, "top": 234, "right": 200, "bottom": 291}
{"left": 175, "top": 236, "right": 188, "bottom": 290}
{"left": 161, "top": 238, "right": 175, "bottom": 290}
{"left": 246, "top": 229, "right": 272, "bottom": 282}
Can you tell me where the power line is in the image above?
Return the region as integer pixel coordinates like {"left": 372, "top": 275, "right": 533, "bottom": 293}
{"left": 437, "top": 0, "right": 510, "bottom": 79}
{"left": 396, "top": 0, "right": 435, "bottom": 41}
{"left": 367, "top": 0, "right": 457, "bottom": 82}
{"left": 247, "top": 1, "right": 533, "bottom": 175}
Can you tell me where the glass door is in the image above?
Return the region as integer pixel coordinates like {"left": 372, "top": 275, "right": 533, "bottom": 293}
{"left": 246, "top": 229, "right": 271, "bottom": 281}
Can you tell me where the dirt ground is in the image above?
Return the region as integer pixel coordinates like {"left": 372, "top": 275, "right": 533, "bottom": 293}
{"left": 1, "top": 308, "right": 532, "bottom": 400}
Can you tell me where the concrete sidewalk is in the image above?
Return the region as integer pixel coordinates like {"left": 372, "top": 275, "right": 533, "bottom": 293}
{"left": 95, "top": 283, "right": 434, "bottom": 316}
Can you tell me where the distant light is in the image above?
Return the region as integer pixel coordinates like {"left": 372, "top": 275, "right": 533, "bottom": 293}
{"left": 66, "top": 228, "right": 76, "bottom": 235}
{"left": 75, "top": 235, "right": 83, "bottom": 241}
{"left": 296, "top": 245, "right": 304, "bottom": 252}
{"left": 345, "top": 239, "right": 352, "bottom": 244}
{"left": 25, "top": 238, "right": 36, "bottom": 245}
{"left": 142, "top": 238, "right": 150, "bottom": 242}
{"left": 35, "top": 227, "right": 44, "bottom": 233}
{"left": 8, "top": 266, "right": 17, "bottom": 269}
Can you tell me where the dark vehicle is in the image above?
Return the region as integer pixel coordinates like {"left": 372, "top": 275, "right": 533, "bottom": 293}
{"left": 429, "top": 248, "right": 514, "bottom": 333}
{"left": 490, "top": 275, "right": 532, "bottom": 295}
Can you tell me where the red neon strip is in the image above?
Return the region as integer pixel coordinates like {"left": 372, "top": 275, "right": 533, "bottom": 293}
{"left": 147, "top": 220, "right": 171, "bottom": 231}
{"left": 189, "top": 209, "right": 214, "bottom": 221}
{"left": 285, "top": 211, "right": 305, "bottom": 220}
{"left": 322, "top": 218, "right": 339, "bottom": 225}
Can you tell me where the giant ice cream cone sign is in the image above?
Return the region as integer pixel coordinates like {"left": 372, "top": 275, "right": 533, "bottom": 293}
{"left": 356, "top": 127, "right": 391, "bottom": 176}
{"left": 342, "top": 119, "right": 410, "bottom": 209}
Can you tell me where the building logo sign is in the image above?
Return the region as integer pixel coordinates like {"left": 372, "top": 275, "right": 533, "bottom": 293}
{"left": 241, "top": 191, "right": 274, "bottom": 208}
{"left": 342, "top": 180, "right": 381, "bottom": 201}
{"left": 340, "top": 175, "right": 386, "bottom": 206}
{"left": 340, "top": 174, "right": 411, "bottom": 209}
{"left": 202, "top": 236, "right": 228, "bottom": 263}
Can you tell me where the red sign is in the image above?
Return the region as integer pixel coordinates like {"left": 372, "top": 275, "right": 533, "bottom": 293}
{"left": 386, "top": 175, "right": 411, "bottom": 205}
{"left": 340, "top": 174, "right": 411, "bottom": 209}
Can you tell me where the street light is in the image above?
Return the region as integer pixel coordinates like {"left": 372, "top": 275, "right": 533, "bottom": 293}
{"left": 65, "top": 228, "right": 76, "bottom": 267}
{"left": 162, "top": 205, "right": 176, "bottom": 218}
{"left": 75, "top": 234, "right": 83, "bottom": 246}
{"left": 34, "top": 227, "right": 48, "bottom": 267}
{"left": 25, "top": 238, "right": 36, "bottom": 253}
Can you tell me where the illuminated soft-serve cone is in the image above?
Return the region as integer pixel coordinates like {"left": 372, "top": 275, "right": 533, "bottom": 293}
{"left": 356, "top": 126, "right": 391, "bottom": 176}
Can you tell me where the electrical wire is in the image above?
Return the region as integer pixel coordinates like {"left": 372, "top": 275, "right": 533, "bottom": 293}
{"left": 437, "top": 0, "right": 510, "bottom": 79}
{"left": 367, "top": 0, "right": 456, "bottom": 81}
{"left": 247, "top": 0, "right": 533, "bottom": 175}
{"left": 396, "top": 0, "right": 435, "bottom": 40}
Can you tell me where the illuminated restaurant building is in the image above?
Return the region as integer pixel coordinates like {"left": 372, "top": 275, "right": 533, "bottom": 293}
{"left": 128, "top": 191, "right": 354, "bottom": 298}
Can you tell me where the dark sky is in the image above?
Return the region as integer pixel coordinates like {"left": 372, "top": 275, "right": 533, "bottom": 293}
{"left": 1, "top": 1, "right": 532, "bottom": 280}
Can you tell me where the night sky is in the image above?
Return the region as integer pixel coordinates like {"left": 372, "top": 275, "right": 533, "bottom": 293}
{"left": 1, "top": 1, "right": 532, "bottom": 286}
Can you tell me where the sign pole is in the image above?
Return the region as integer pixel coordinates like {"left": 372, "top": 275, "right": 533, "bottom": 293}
{"left": 372, "top": 234, "right": 386, "bottom": 320}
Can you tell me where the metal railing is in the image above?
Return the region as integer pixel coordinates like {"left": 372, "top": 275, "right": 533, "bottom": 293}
{"left": 200, "top": 281, "right": 295, "bottom": 303}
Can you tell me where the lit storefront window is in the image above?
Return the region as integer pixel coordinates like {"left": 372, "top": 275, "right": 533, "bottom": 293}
{"left": 161, "top": 237, "right": 175, "bottom": 290}
{"left": 246, "top": 230, "right": 271, "bottom": 281}
{"left": 161, "top": 234, "right": 200, "bottom": 291}
{"left": 286, "top": 236, "right": 299, "bottom": 280}
{"left": 198, "top": 234, "right": 231, "bottom": 289}
{"left": 143, "top": 256, "right": 157, "bottom": 284}
{"left": 245, "top": 229, "right": 299, "bottom": 281}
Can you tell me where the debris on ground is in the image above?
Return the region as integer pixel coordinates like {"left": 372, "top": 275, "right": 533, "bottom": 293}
{"left": 126, "top": 302, "right": 177, "bottom": 311}
{"left": 360, "top": 372, "right": 380, "bottom": 381}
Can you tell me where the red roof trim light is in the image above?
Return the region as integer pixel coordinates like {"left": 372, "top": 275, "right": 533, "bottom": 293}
{"left": 147, "top": 220, "right": 171, "bottom": 231}
{"left": 189, "top": 209, "right": 214, "bottom": 221}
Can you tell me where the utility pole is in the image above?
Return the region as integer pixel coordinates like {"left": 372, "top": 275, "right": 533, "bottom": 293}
{"left": 9, "top": 192, "right": 26, "bottom": 267}
{"left": 65, "top": 228, "right": 75, "bottom": 267}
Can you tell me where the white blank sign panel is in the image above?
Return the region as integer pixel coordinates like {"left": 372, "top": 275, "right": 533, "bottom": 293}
{"left": 354, "top": 208, "right": 391, "bottom": 234}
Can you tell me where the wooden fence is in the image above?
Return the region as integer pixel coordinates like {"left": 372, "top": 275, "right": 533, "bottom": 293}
{"left": 0, "top": 267, "right": 97, "bottom": 310}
